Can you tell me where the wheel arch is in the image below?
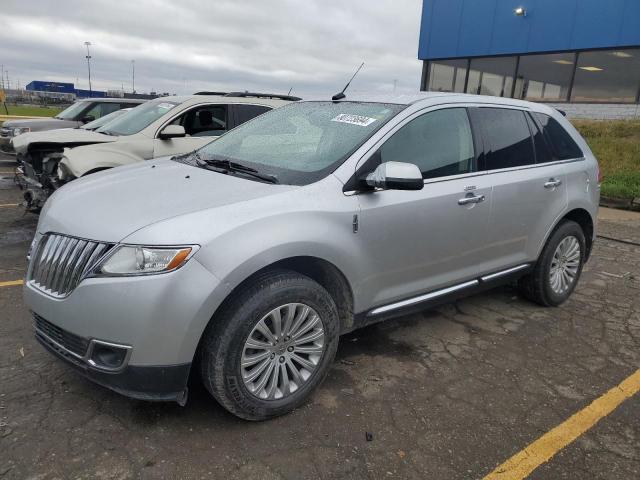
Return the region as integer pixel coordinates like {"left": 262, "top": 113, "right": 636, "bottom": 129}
{"left": 218, "top": 256, "right": 354, "bottom": 334}
{"left": 542, "top": 207, "right": 595, "bottom": 260}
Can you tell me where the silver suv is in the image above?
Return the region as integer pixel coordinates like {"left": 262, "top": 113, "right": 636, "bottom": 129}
{"left": 24, "top": 93, "right": 599, "bottom": 420}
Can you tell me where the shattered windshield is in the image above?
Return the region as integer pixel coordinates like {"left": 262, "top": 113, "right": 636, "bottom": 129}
{"left": 193, "top": 101, "right": 404, "bottom": 185}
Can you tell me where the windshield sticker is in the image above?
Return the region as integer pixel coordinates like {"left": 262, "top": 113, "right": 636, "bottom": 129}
{"left": 157, "top": 102, "right": 176, "bottom": 110}
{"left": 331, "top": 114, "right": 377, "bottom": 127}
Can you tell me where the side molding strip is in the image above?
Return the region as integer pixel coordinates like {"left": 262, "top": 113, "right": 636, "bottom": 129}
{"left": 368, "top": 280, "right": 479, "bottom": 316}
{"left": 480, "top": 264, "right": 529, "bottom": 282}
{"left": 367, "top": 264, "right": 531, "bottom": 318}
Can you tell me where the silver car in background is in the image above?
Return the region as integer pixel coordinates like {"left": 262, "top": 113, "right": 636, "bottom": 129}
{"left": 24, "top": 93, "right": 599, "bottom": 420}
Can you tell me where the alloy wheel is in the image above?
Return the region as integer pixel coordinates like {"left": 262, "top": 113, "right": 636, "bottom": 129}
{"left": 241, "top": 303, "right": 325, "bottom": 400}
{"left": 549, "top": 235, "right": 581, "bottom": 294}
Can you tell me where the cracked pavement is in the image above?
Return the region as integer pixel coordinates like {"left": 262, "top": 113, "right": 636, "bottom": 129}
{"left": 0, "top": 163, "right": 638, "bottom": 479}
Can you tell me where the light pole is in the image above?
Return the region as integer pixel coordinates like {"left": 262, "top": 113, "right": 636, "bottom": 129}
{"left": 84, "top": 41, "right": 92, "bottom": 97}
{"left": 131, "top": 60, "right": 135, "bottom": 93}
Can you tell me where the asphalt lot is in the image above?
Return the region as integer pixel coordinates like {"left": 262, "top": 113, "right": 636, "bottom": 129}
{"left": 0, "top": 154, "right": 639, "bottom": 479}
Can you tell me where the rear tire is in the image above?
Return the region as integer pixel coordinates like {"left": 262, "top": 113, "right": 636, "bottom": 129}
{"left": 199, "top": 270, "right": 339, "bottom": 420}
{"left": 518, "top": 220, "right": 586, "bottom": 307}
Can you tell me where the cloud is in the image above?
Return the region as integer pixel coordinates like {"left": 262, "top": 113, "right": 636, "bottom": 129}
{"left": 0, "top": 0, "right": 423, "bottom": 97}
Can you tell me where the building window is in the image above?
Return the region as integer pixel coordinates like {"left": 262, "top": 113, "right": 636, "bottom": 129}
{"left": 466, "top": 57, "right": 517, "bottom": 97}
{"left": 571, "top": 49, "right": 640, "bottom": 103}
{"left": 427, "top": 59, "right": 468, "bottom": 93}
{"left": 514, "top": 53, "right": 575, "bottom": 102}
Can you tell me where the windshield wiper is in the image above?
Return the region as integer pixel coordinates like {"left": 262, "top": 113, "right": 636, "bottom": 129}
{"left": 196, "top": 155, "right": 278, "bottom": 184}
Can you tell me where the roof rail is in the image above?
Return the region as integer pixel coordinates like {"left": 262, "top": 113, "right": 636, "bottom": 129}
{"left": 225, "top": 91, "right": 302, "bottom": 101}
{"left": 193, "top": 91, "right": 229, "bottom": 96}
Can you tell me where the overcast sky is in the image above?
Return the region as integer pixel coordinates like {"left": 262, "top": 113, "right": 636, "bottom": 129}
{"left": 0, "top": 0, "right": 423, "bottom": 97}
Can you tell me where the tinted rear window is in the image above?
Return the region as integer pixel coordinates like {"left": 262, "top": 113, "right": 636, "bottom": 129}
{"left": 476, "top": 108, "right": 535, "bottom": 170}
{"left": 533, "top": 113, "right": 583, "bottom": 160}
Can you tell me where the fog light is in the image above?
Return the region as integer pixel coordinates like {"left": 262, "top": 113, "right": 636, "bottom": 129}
{"left": 88, "top": 340, "right": 130, "bottom": 371}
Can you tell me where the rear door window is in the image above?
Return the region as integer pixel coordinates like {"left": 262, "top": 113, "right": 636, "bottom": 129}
{"left": 475, "top": 108, "right": 535, "bottom": 170}
{"left": 533, "top": 113, "right": 583, "bottom": 160}
{"left": 474, "top": 107, "right": 535, "bottom": 170}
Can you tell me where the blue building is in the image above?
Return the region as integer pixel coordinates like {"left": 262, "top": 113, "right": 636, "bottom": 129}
{"left": 419, "top": 0, "right": 640, "bottom": 105}
{"left": 25, "top": 80, "right": 106, "bottom": 98}
{"left": 74, "top": 88, "right": 106, "bottom": 98}
{"left": 26, "top": 80, "right": 75, "bottom": 94}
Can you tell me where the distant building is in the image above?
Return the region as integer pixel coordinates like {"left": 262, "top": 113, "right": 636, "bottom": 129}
{"left": 26, "top": 81, "right": 75, "bottom": 95}
{"left": 26, "top": 80, "right": 107, "bottom": 98}
{"left": 25, "top": 80, "right": 165, "bottom": 101}
{"left": 74, "top": 88, "right": 106, "bottom": 98}
{"left": 419, "top": 0, "right": 640, "bottom": 118}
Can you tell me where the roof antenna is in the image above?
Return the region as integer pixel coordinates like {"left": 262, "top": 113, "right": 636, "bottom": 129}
{"left": 287, "top": 87, "right": 293, "bottom": 95}
{"left": 332, "top": 62, "right": 364, "bottom": 101}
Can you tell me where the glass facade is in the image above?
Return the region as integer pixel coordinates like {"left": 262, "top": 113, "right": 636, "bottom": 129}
{"left": 426, "top": 59, "right": 468, "bottom": 93}
{"left": 515, "top": 52, "right": 575, "bottom": 102}
{"left": 424, "top": 47, "right": 640, "bottom": 103}
{"left": 467, "top": 57, "right": 516, "bottom": 97}
{"left": 571, "top": 49, "right": 640, "bottom": 102}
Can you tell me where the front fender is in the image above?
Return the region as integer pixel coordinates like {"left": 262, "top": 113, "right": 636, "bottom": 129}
{"left": 60, "top": 146, "right": 144, "bottom": 177}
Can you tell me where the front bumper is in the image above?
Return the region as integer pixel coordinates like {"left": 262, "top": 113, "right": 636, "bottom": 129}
{"left": 35, "top": 320, "right": 190, "bottom": 402}
{"left": 24, "top": 255, "right": 230, "bottom": 401}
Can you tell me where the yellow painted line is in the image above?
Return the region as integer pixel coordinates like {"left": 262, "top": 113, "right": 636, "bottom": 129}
{"left": 0, "top": 203, "right": 19, "bottom": 208}
{"left": 484, "top": 369, "right": 640, "bottom": 480}
{"left": 0, "top": 279, "right": 23, "bottom": 287}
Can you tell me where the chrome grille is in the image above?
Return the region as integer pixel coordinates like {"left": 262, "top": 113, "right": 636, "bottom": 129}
{"left": 28, "top": 233, "right": 114, "bottom": 297}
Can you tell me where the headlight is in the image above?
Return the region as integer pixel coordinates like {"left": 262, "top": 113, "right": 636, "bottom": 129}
{"left": 96, "top": 245, "right": 197, "bottom": 276}
{"left": 13, "top": 127, "right": 30, "bottom": 136}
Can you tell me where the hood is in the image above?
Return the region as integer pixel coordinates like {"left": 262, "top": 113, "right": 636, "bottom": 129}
{"left": 3, "top": 117, "right": 78, "bottom": 132}
{"left": 12, "top": 128, "right": 116, "bottom": 154}
{"left": 38, "top": 158, "right": 297, "bottom": 243}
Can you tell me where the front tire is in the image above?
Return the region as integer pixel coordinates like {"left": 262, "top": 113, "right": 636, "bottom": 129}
{"left": 518, "top": 220, "right": 586, "bottom": 307}
{"left": 199, "top": 270, "right": 339, "bottom": 420}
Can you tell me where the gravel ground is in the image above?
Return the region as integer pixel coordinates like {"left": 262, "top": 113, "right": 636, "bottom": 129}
{"left": 0, "top": 169, "right": 638, "bottom": 479}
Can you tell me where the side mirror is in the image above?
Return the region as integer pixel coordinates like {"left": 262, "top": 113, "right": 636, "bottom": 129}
{"left": 365, "top": 161, "right": 423, "bottom": 191}
{"left": 81, "top": 115, "right": 95, "bottom": 123}
{"left": 159, "top": 124, "right": 186, "bottom": 140}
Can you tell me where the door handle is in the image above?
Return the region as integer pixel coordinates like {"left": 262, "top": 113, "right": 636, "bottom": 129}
{"left": 458, "top": 194, "right": 485, "bottom": 206}
{"left": 544, "top": 178, "right": 562, "bottom": 189}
